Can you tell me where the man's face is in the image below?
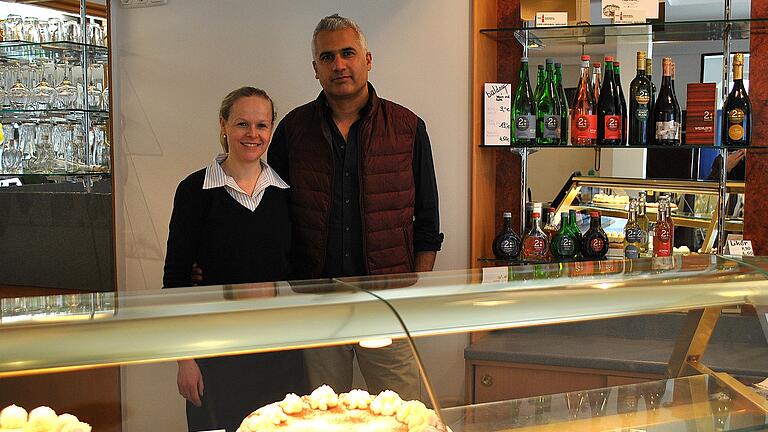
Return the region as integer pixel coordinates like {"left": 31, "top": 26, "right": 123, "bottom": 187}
{"left": 312, "top": 28, "right": 372, "bottom": 100}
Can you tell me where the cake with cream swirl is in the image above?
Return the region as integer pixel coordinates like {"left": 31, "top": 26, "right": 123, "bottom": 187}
{"left": 236, "top": 385, "right": 449, "bottom": 432}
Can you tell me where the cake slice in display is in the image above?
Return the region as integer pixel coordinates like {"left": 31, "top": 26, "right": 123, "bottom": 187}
{"left": 0, "top": 404, "right": 91, "bottom": 432}
{"left": 236, "top": 385, "right": 450, "bottom": 432}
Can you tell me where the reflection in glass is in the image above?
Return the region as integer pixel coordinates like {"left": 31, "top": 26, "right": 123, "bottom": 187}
{"left": 587, "top": 388, "right": 611, "bottom": 417}
{"left": 1, "top": 123, "right": 21, "bottom": 172}
{"left": 21, "top": 17, "right": 41, "bottom": 43}
{"left": 3, "top": 14, "right": 23, "bottom": 41}
{"left": 617, "top": 385, "right": 640, "bottom": 414}
{"left": 565, "top": 391, "right": 586, "bottom": 420}
{"left": 640, "top": 380, "right": 667, "bottom": 410}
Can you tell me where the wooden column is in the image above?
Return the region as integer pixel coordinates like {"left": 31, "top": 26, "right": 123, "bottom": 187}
{"left": 746, "top": 2, "right": 768, "bottom": 254}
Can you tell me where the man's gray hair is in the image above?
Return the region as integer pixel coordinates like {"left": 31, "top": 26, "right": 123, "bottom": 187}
{"left": 312, "top": 14, "right": 369, "bottom": 58}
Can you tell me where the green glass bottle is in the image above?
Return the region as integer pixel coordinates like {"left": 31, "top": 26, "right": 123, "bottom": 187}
{"left": 551, "top": 211, "right": 578, "bottom": 261}
{"left": 512, "top": 57, "right": 536, "bottom": 145}
{"left": 537, "top": 59, "right": 561, "bottom": 145}
{"left": 568, "top": 209, "right": 583, "bottom": 260}
{"left": 534, "top": 64, "right": 545, "bottom": 102}
{"left": 554, "top": 63, "right": 569, "bottom": 145}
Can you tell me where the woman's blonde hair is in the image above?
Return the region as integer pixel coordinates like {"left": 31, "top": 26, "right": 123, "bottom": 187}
{"left": 219, "top": 87, "right": 277, "bottom": 152}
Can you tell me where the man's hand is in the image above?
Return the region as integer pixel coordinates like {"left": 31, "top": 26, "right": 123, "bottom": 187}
{"left": 414, "top": 251, "right": 437, "bottom": 272}
{"left": 726, "top": 149, "right": 746, "bottom": 173}
{"left": 191, "top": 262, "right": 203, "bottom": 285}
{"left": 177, "top": 359, "right": 204, "bottom": 407}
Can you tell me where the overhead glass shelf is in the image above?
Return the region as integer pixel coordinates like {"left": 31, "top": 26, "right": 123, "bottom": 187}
{"left": 480, "top": 18, "right": 768, "bottom": 47}
{"left": 0, "top": 40, "right": 108, "bottom": 63}
{"left": 0, "top": 108, "right": 109, "bottom": 123}
{"left": 0, "top": 169, "right": 110, "bottom": 177}
{"left": 480, "top": 144, "right": 760, "bottom": 149}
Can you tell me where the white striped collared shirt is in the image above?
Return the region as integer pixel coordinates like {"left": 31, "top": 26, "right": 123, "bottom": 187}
{"left": 203, "top": 153, "right": 289, "bottom": 212}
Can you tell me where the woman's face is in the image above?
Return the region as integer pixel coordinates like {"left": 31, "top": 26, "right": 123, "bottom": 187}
{"left": 219, "top": 96, "right": 273, "bottom": 164}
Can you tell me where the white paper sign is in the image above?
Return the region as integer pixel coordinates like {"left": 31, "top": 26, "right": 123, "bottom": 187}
{"left": 484, "top": 83, "right": 512, "bottom": 146}
{"left": 535, "top": 12, "right": 568, "bottom": 27}
{"left": 482, "top": 266, "right": 509, "bottom": 284}
{"left": 602, "top": 0, "right": 657, "bottom": 19}
{"left": 613, "top": 8, "right": 647, "bottom": 23}
{"left": 726, "top": 240, "right": 754, "bottom": 256}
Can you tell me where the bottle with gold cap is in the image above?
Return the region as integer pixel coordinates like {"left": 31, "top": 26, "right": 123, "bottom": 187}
{"left": 723, "top": 53, "right": 751, "bottom": 147}
{"left": 629, "top": 51, "right": 653, "bottom": 146}
{"left": 652, "top": 57, "right": 681, "bottom": 146}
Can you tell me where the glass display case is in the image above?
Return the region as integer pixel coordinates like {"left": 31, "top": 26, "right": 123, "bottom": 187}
{"left": 2, "top": 255, "right": 768, "bottom": 430}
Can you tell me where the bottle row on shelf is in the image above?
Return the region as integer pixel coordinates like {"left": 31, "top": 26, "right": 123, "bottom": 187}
{"left": 492, "top": 191, "right": 676, "bottom": 264}
{"left": 508, "top": 52, "right": 751, "bottom": 147}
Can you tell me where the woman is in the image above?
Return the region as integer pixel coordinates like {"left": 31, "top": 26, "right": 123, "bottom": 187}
{"left": 163, "top": 87, "right": 307, "bottom": 432}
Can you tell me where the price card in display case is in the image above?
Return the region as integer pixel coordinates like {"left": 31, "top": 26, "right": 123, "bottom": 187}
{"left": 726, "top": 240, "right": 754, "bottom": 256}
{"left": 484, "top": 83, "right": 512, "bottom": 146}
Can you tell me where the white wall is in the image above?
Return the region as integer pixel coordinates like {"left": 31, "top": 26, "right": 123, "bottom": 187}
{"left": 111, "top": 1, "right": 470, "bottom": 429}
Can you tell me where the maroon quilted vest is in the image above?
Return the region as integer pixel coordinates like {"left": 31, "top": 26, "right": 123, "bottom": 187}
{"left": 281, "top": 85, "right": 418, "bottom": 278}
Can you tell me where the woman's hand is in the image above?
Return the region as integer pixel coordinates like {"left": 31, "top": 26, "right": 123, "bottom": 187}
{"left": 177, "top": 359, "right": 204, "bottom": 407}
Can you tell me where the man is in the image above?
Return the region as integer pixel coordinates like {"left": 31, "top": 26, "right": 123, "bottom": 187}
{"left": 268, "top": 14, "right": 444, "bottom": 400}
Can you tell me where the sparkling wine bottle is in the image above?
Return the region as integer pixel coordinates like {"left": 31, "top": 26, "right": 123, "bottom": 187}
{"left": 512, "top": 57, "right": 537, "bottom": 146}
{"left": 722, "top": 53, "right": 751, "bottom": 147}
{"left": 537, "top": 59, "right": 561, "bottom": 145}
{"left": 571, "top": 55, "right": 597, "bottom": 146}
{"left": 597, "top": 57, "right": 622, "bottom": 146}
{"left": 624, "top": 199, "right": 645, "bottom": 259}
{"left": 629, "top": 51, "right": 653, "bottom": 146}
{"left": 637, "top": 191, "right": 650, "bottom": 254}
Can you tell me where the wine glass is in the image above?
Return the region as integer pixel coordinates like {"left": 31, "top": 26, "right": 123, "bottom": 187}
{"left": 19, "top": 122, "right": 36, "bottom": 170}
{"left": 47, "top": 18, "right": 64, "bottom": 42}
{"left": 55, "top": 56, "right": 78, "bottom": 108}
{"left": 33, "top": 122, "right": 55, "bottom": 172}
{"left": 564, "top": 391, "right": 586, "bottom": 420}
{"left": 587, "top": 388, "right": 611, "bottom": 417}
{"left": 8, "top": 62, "right": 29, "bottom": 108}
{"left": 62, "top": 19, "right": 81, "bottom": 43}
{"left": 37, "top": 19, "right": 51, "bottom": 43}
{"left": 21, "top": 17, "right": 41, "bottom": 43}
{"left": 86, "top": 63, "right": 103, "bottom": 109}
{"left": 1, "top": 123, "right": 22, "bottom": 173}
{"left": 3, "top": 14, "right": 23, "bottom": 41}
{"left": 87, "top": 20, "right": 104, "bottom": 46}
{"left": 90, "top": 124, "right": 109, "bottom": 170}
{"left": 65, "top": 124, "right": 85, "bottom": 172}
{"left": 31, "top": 61, "right": 57, "bottom": 109}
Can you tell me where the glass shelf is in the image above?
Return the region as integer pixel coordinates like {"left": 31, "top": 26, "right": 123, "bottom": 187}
{"left": 443, "top": 375, "right": 766, "bottom": 431}
{"left": 480, "top": 18, "right": 768, "bottom": 47}
{"left": 0, "top": 40, "right": 108, "bottom": 63}
{"left": 0, "top": 108, "right": 109, "bottom": 123}
{"left": 0, "top": 169, "right": 110, "bottom": 177}
{"left": 480, "top": 144, "right": 761, "bottom": 149}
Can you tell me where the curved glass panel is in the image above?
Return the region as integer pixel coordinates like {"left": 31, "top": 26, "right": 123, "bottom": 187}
{"left": 1, "top": 255, "right": 767, "bottom": 377}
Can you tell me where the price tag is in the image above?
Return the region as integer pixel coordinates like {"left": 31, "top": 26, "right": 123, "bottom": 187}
{"left": 535, "top": 12, "right": 568, "bottom": 27}
{"left": 483, "top": 83, "right": 512, "bottom": 146}
{"left": 482, "top": 266, "right": 509, "bottom": 284}
{"left": 726, "top": 240, "right": 754, "bottom": 256}
{"left": 613, "top": 8, "right": 646, "bottom": 23}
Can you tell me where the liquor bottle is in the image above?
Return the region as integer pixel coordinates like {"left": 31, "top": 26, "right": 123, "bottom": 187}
{"left": 646, "top": 58, "right": 656, "bottom": 119}
{"left": 629, "top": 51, "right": 653, "bottom": 146}
{"left": 492, "top": 211, "right": 522, "bottom": 260}
{"left": 551, "top": 211, "right": 578, "bottom": 261}
{"left": 670, "top": 61, "right": 681, "bottom": 142}
{"left": 522, "top": 212, "right": 549, "bottom": 263}
{"left": 613, "top": 61, "right": 628, "bottom": 145}
{"left": 568, "top": 209, "right": 583, "bottom": 258}
{"left": 722, "top": 53, "right": 752, "bottom": 147}
{"left": 581, "top": 211, "right": 609, "bottom": 259}
{"left": 542, "top": 207, "right": 559, "bottom": 261}
{"left": 512, "top": 57, "right": 537, "bottom": 145}
{"left": 624, "top": 199, "right": 645, "bottom": 259}
{"left": 591, "top": 62, "right": 602, "bottom": 104}
{"left": 571, "top": 55, "right": 597, "bottom": 146}
{"left": 537, "top": 59, "right": 561, "bottom": 145}
{"left": 637, "top": 191, "right": 650, "bottom": 254}
{"left": 652, "top": 57, "right": 681, "bottom": 146}
{"left": 653, "top": 200, "right": 672, "bottom": 257}
{"left": 534, "top": 64, "right": 546, "bottom": 102}
{"left": 554, "top": 62, "right": 569, "bottom": 145}
{"left": 597, "top": 58, "right": 622, "bottom": 146}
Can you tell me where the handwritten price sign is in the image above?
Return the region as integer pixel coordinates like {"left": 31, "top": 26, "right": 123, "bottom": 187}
{"left": 484, "top": 83, "right": 512, "bottom": 146}
{"left": 727, "top": 240, "right": 754, "bottom": 256}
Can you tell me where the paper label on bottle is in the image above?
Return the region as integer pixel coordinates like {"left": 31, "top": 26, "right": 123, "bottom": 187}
{"left": 728, "top": 108, "right": 746, "bottom": 140}
{"left": 624, "top": 244, "right": 640, "bottom": 259}
{"left": 655, "top": 120, "right": 679, "bottom": 140}
{"left": 589, "top": 237, "right": 605, "bottom": 253}
{"left": 603, "top": 115, "right": 622, "bottom": 139}
{"left": 572, "top": 114, "right": 597, "bottom": 139}
{"left": 542, "top": 115, "right": 561, "bottom": 138}
{"left": 499, "top": 237, "right": 521, "bottom": 257}
{"left": 555, "top": 236, "right": 576, "bottom": 256}
{"left": 635, "top": 106, "right": 649, "bottom": 120}
{"left": 514, "top": 114, "right": 537, "bottom": 139}
{"left": 625, "top": 227, "right": 644, "bottom": 244}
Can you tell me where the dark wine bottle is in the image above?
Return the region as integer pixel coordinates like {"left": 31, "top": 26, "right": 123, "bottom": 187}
{"left": 652, "top": 57, "right": 681, "bottom": 146}
{"left": 571, "top": 55, "right": 597, "bottom": 146}
{"left": 592, "top": 62, "right": 602, "bottom": 104}
{"left": 613, "top": 61, "right": 628, "bottom": 145}
{"left": 597, "top": 57, "right": 622, "bottom": 146}
{"left": 629, "top": 51, "right": 652, "bottom": 146}
{"left": 492, "top": 211, "right": 522, "bottom": 260}
{"left": 512, "top": 57, "right": 537, "bottom": 146}
{"left": 537, "top": 59, "right": 561, "bottom": 145}
{"left": 646, "top": 58, "right": 656, "bottom": 139}
{"left": 554, "top": 62, "right": 569, "bottom": 145}
{"left": 722, "top": 53, "right": 751, "bottom": 147}
{"left": 581, "top": 211, "right": 609, "bottom": 259}
{"left": 670, "top": 61, "right": 681, "bottom": 143}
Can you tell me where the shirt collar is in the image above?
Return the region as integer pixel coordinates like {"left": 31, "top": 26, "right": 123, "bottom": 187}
{"left": 203, "top": 154, "right": 289, "bottom": 191}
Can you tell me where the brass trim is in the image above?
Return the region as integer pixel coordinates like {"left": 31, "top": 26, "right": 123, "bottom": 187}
{"left": 689, "top": 363, "right": 768, "bottom": 414}
{"left": 666, "top": 307, "right": 722, "bottom": 378}
{"left": 570, "top": 176, "right": 745, "bottom": 195}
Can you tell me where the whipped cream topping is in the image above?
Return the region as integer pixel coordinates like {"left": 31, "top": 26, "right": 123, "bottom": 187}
{"left": 308, "top": 385, "right": 339, "bottom": 411}
{"left": 0, "top": 404, "right": 28, "bottom": 429}
{"left": 58, "top": 421, "right": 92, "bottom": 432}
{"left": 26, "top": 406, "right": 58, "bottom": 432}
{"left": 242, "top": 414, "right": 278, "bottom": 431}
{"left": 341, "top": 389, "right": 373, "bottom": 410}
{"left": 255, "top": 404, "right": 288, "bottom": 425}
{"left": 370, "top": 390, "right": 403, "bottom": 416}
{"left": 279, "top": 393, "right": 305, "bottom": 415}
